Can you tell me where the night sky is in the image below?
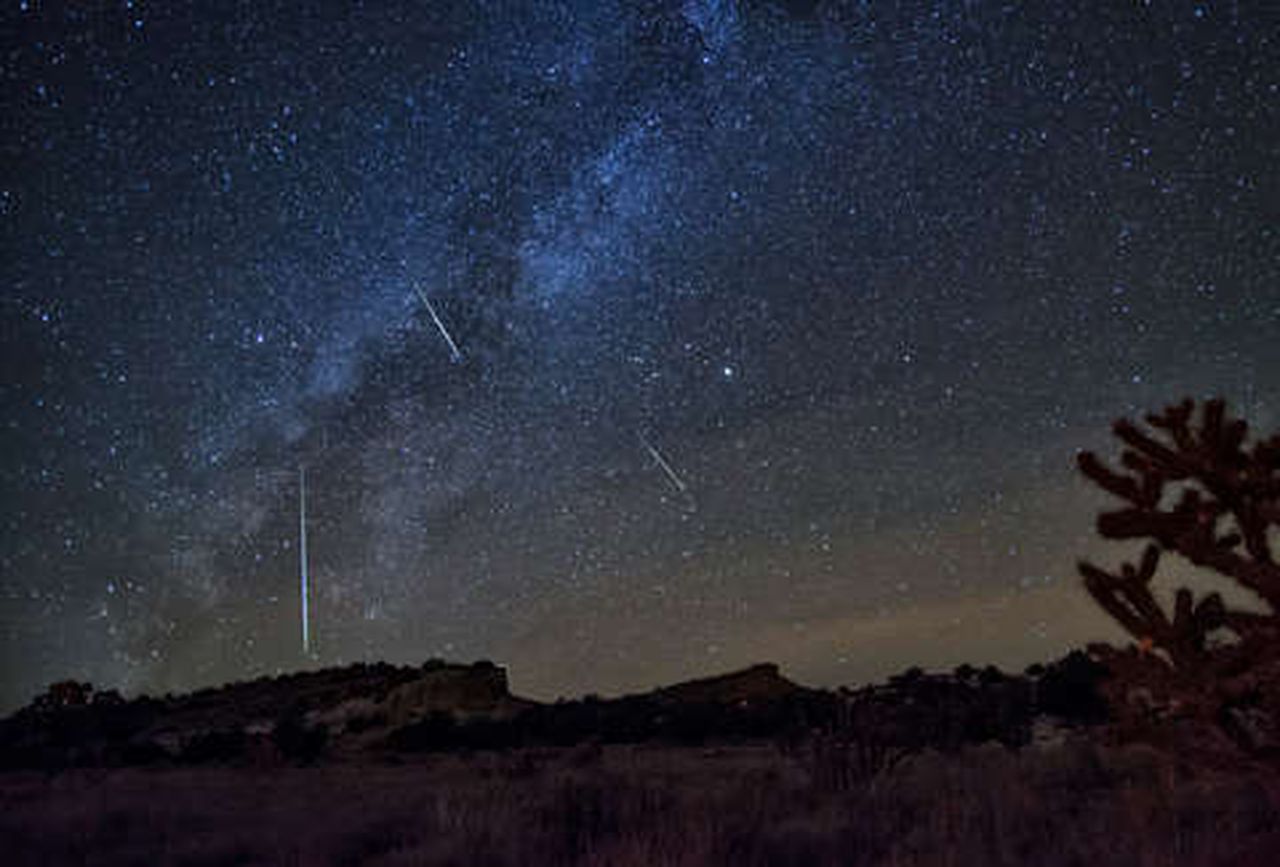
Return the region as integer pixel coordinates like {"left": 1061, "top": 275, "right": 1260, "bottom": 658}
{"left": 2, "top": 1, "right": 1277, "bottom": 712}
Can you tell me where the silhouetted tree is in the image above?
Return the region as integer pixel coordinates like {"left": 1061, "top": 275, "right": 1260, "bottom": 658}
{"left": 31, "top": 680, "right": 94, "bottom": 712}
{"left": 1036, "top": 651, "right": 1108, "bottom": 724}
{"left": 1077, "top": 397, "right": 1280, "bottom": 673}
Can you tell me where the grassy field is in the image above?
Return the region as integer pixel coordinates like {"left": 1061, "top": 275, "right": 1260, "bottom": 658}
{"left": 2, "top": 737, "right": 1278, "bottom": 866}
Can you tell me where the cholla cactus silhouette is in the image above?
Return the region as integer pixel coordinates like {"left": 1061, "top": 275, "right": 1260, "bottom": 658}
{"left": 1077, "top": 397, "right": 1280, "bottom": 672}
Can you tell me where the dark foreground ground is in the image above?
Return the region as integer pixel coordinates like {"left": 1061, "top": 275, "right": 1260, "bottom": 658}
{"left": 2, "top": 738, "right": 1278, "bottom": 867}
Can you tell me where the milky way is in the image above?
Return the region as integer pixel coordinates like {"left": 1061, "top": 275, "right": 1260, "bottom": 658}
{"left": 2, "top": 1, "right": 1277, "bottom": 710}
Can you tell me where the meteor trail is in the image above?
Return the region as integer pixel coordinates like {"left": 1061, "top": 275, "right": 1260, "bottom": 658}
{"left": 639, "top": 431, "right": 688, "bottom": 493}
{"left": 414, "top": 285, "right": 464, "bottom": 363}
{"left": 299, "top": 465, "right": 310, "bottom": 657}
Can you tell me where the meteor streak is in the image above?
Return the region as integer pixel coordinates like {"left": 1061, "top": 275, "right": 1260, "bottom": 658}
{"left": 414, "top": 285, "right": 464, "bottom": 362}
{"left": 299, "top": 465, "right": 310, "bottom": 656}
{"left": 639, "top": 431, "right": 687, "bottom": 493}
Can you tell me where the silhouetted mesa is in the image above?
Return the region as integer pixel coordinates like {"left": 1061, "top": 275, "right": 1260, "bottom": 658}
{"left": 0, "top": 654, "right": 1122, "bottom": 770}
{"left": 653, "top": 663, "right": 808, "bottom": 705}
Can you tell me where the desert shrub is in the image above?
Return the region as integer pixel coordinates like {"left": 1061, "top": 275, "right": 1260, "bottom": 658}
{"left": 179, "top": 728, "right": 247, "bottom": 764}
{"left": 118, "top": 738, "right": 169, "bottom": 766}
{"left": 1076, "top": 397, "right": 1280, "bottom": 759}
{"left": 386, "top": 711, "right": 460, "bottom": 752}
{"left": 273, "top": 711, "right": 328, "bottom": 764}
{"left": 1077, "top": 397, "right": 1279, "bottom": 673}
{"left": 1036, "top": 650, "right": 1109, "bottom": 723}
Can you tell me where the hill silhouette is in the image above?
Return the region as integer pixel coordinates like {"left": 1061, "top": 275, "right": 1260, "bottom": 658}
{"left": 0, "top": 653, "right": 1115, "bottom": 770}
{"left": 5, "top": 653, "right": 1280, "bottom": 866}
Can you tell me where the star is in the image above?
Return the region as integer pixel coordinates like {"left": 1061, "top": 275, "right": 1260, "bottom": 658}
{"left": 0, "top": 1, "right": 1274, "bottom": 708}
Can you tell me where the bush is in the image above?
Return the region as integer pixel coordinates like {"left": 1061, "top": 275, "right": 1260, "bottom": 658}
{"left": 273, "top": 712, "right": 327, "bottom": 764}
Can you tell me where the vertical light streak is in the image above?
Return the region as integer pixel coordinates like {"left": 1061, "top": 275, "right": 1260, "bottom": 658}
{"left": 299, "top": 465, "right": 310, "bottom": 656}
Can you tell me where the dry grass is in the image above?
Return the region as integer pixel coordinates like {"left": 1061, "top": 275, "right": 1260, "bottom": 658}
{"left": 1, "top": 738, "right": 1277, "bottom": 866}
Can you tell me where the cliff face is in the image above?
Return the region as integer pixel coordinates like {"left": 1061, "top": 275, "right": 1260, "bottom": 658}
{"left": 0, "top": 659, "right": 537, "bottom": 768}
{"left": 381, "top": 661, "right": 531, "bottom": 726}
{"left": 655, "top": 663, "right": 806, "bottom": 705}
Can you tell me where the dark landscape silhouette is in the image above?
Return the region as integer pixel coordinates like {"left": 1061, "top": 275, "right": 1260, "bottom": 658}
{"left": 5, "top": 0, "right": 1276, "bottom": 861}
{"left": 3, "top": 397, "right": 1279, "bottom": 865}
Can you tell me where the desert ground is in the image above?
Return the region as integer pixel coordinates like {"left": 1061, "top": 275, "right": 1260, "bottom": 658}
{"left": 3, "top": 738, "right": 1278, "bottom": 867}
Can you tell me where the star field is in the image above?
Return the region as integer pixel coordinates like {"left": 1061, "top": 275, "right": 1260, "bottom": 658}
{"left": 1, "top": 1, "right": 1277, "bottom": 710}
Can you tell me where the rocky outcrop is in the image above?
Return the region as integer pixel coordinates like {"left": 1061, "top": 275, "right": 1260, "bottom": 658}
{"left": 379, "top": 660, "right": 532, "bottom": 726}
{"left": 655, "top": 663, "right": 805, "bottom": 706}
{"left": 0, "top": 659, "right": 537, "bottom": 768}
